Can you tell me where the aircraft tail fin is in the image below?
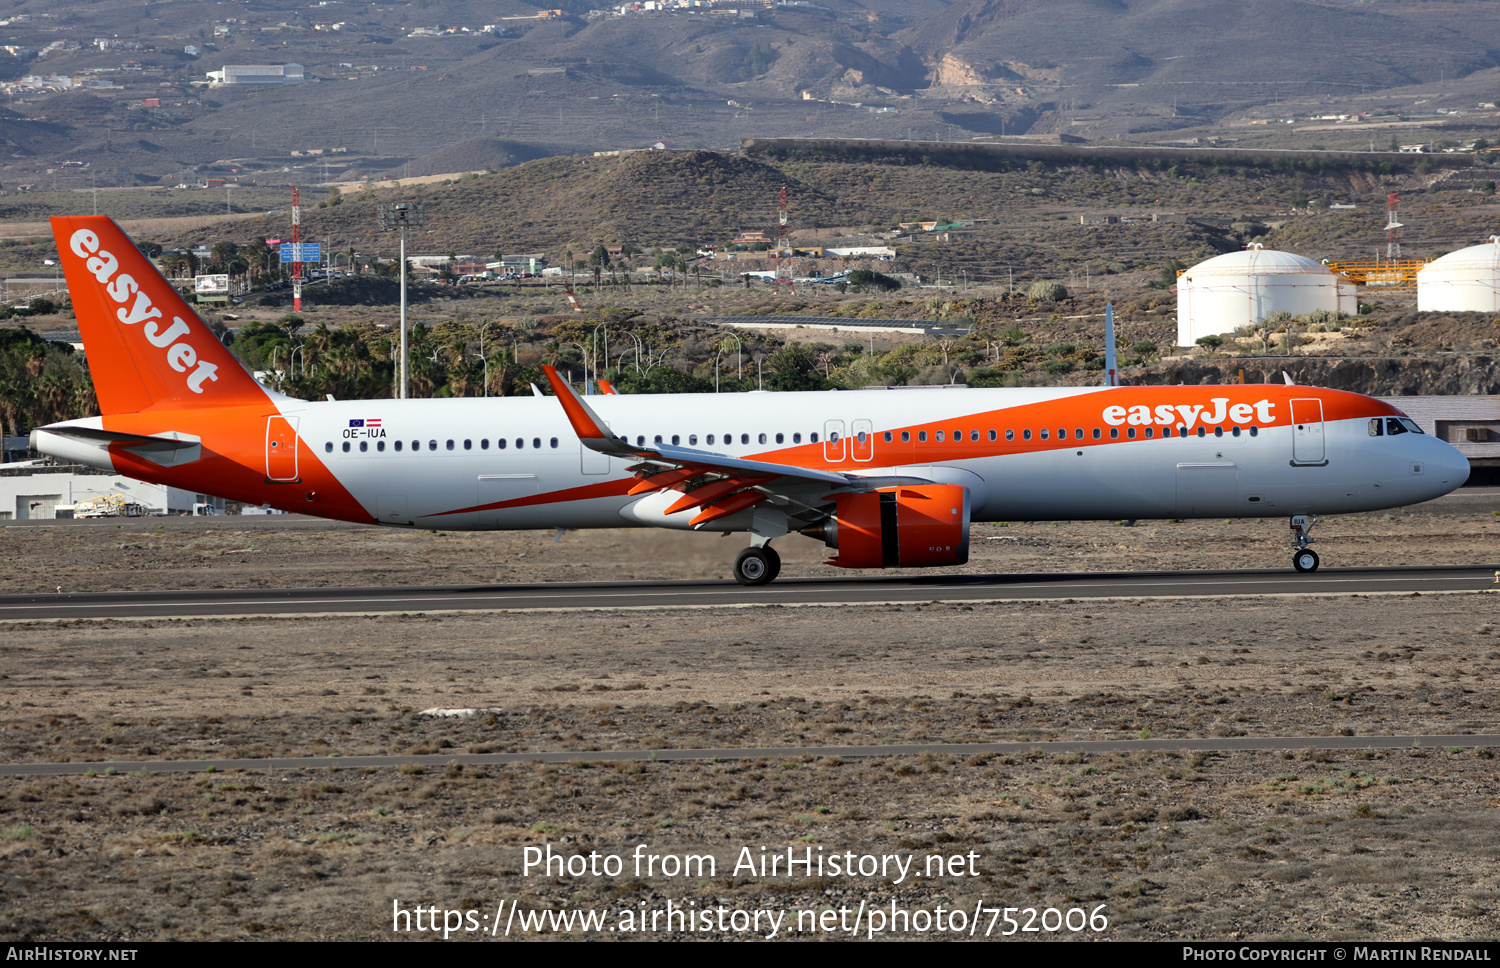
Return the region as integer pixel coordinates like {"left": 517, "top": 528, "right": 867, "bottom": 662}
{"left": 50, "top": 216, "right": 271, "bottom": 415}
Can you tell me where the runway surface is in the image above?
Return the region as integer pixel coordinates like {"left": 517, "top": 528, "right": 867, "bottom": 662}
{"left": 0, "top": 564, "right": 1494, "bottom": 620}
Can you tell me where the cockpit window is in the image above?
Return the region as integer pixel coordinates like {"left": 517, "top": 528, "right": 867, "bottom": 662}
{"left": 1385, "top": 417, "right": 1410, "bottom": 436}
{"left": 1369, "top": 418, "right": 1384, "bottom": 436}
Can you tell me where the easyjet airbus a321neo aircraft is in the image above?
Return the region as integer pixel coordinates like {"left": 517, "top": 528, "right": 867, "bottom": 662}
{"left": 34, "top": 216, "right": 1470, "bottom": 585}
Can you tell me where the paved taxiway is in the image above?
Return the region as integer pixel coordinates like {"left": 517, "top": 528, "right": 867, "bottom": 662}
{"left": 0, "top": 564, "right": 1493, "bottom": 620}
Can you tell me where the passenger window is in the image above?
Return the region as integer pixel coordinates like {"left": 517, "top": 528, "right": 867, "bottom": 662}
{"left": 342, "top": 441, "right": 350, "bottom": 452}
{"left": 497, "top": 439, "right": 506, "bottom": 449}
{"left": 1092, "top": 428, "right": 1101, "bottom": 440}
{"left": 480, "top": 438, "right": 489, "bottom": 449}
{"left": 1213, "top": 427, "right": 1223, "bottom": 438}
{"left": 654, "top": 435, "right": 663, "bottom": 444}
{"left": 377, "top": 441, "right": 386, "bottom": 452}
{"left": 1232, "top": 426, "right": 1241, "bottom": 437}
{"left": 1144, "top": 428, "right": 1154, "bottom": 439}
{"left": 430, "top": 440, "right": 439, "bottom": 450}
{"left": 810, "top": 433, "right": 818, "bottom": 443}
{"left": 795, "top": 433, "right": 804, "bottom": 443}
{"left": 533, "top": 438, "right": 541, "bottom": 449}
{"left": 1127, "top": 428, "right": 1136, "bottom": 439}
{"left": 636, "top": 436, "right": 645, "bottom": 447}
{"left": 741, "top": 433, "right": 750, "bottom": 445}
{"left": 412, "top": 440, "right": 421, "bottom": 451}
{"left": 758, "top": 433, "right": 767, "bottom": 444}
{"left": 689, "top": 435, "right": 698, "bottom": 446}
{"left": 918, "top": 431, "right": 927, "bottom": 442}
{"left": 324, "top": 442, "right": 333, "bottom": 453}
{"left": 1022, "top": 429, "right": 1031, "bottom": 441}
{"left": 936, "top": 431, "right": 945, "bottom": 442}
{"left": 359, "top": 441, "right": 368, "bottom": 452}
{"left": 1249, "top": 426, "right": 1259, "bottom": 437}
{"left": 952, "top": 428, "right": 961, "bottom": 440}
{"left": 446, "top": 440, "right": 455, "bottom": 450}
{"left": 1040, "top": 429, "right": 1048, "bottom": 440}
{"left": 1058, "top": 428, "right": 1066, "bottom": 440}
{"left": 1110, "top": 428, "right": 1119, "bottom": 439}
{"left": 1196, "top": 427, "right": 1206, "bottom": 437}
{"left": 971, "top": 430, "right": 979, "bottom": 442}
{"left": 1074, "top": 429, "right": 1083, "bottom": 440}
{"left": 902, "top": 431, "right": 911, "bottom": 442}
{"left": 988, "top": 430, "right": 996, "bottom": 441}
{"left": 776, "top": 433, "right": 784, "bottom": 444}
{"left": 549, "top": 438, "right": 557, "bottom": 449}
{"left": 1005, "top": 429, "right": 1014, "bottom": 441}
{"left": 516, "top": 439, "right": 524, "bottom": 449}
{"left": 706, "top": 435, "right": 715, "bottom": 445}
{"left": 395, "top": 440, "right": 404, "bottom": 452}
{"left": 883, "top": 431, "right": 891, "bottom": 443}
{"left": 672, "top": 435, "right": 680, "bottom": 445}
{"left": 464, "top": 439, "right": 472, "bottom": 450}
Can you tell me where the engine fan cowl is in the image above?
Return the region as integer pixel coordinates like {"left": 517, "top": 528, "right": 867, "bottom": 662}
{"left": 822, "top": 484, "right": 971, "bottom": 569}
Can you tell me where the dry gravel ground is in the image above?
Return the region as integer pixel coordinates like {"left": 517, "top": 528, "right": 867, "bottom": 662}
{"left": 1, "top": 506, "right": 1499, "bottom": 941}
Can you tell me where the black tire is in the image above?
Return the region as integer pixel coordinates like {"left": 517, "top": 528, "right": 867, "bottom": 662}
{"left": 1292, "top": 549, "right": 1320, "bottom": 573}
{"left": 734, "top": 547, "right": 776, "bottom": 586}
{"left": 764, "top": 545, "right": 782, "bottom": 583}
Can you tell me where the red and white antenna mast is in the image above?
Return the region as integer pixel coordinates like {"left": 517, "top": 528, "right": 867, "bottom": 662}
{"left": 290, "top": 186, "right": 304, "bottom": 312}
{"left": 773, "top": 185, "right": 794, "bottom": 294}
{"left": 1385, "top": 191, "right": 1402, "bottom": 260}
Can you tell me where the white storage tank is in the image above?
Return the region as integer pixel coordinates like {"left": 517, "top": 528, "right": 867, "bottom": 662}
{"left": 1176, "top": 245, "right": 1355, "bottom": 346}
{"left": 1416, "top": 238, "right": 1500, "bottom": 312}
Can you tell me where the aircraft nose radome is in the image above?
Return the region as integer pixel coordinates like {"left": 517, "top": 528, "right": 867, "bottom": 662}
{"left": 1427, "top": 438, "right": 1470, "bottom": 493}
{"left": 1440, "top": 445, "right": 1471, "bottom": 488}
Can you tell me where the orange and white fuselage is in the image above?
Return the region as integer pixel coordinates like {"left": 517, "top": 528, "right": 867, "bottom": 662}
{"left": 35, "top": 216, "right": 1470, "bottom": 582}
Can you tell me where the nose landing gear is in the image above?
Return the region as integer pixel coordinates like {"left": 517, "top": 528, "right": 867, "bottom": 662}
{"left": 733, "top": 545, "right": 782, "bottom": 586}
{"left": 1290, "top": 514, "right": 1320, "bottom": 573}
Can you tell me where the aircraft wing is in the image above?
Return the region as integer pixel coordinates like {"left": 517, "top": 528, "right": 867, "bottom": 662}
{"left": 541, "top": 365, "right": 886, "bottom": 527}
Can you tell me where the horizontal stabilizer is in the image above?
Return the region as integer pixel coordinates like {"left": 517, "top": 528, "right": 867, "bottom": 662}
{"left": 33, "top": 422, "right": 202, "bottom": 467}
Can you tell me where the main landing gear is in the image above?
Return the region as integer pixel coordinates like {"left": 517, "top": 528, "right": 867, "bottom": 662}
{"left": 733, "top": 545, "right": 782, "bottom": 586}
{"left": 1289, "top": 514, "right": 1320, "bottom": 573}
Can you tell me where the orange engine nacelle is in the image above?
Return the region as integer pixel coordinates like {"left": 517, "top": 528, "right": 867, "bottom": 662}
{"left": 822, "top": 484, "right": 971, "bottom": 569}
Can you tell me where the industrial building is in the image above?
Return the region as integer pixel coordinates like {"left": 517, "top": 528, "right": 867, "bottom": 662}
{"left": 0, "top": 464, "right": 222, "bottom": 519}
{"left": 206, "top": 64, "right": 304, "bottom": 86}
{"left": 1415, "top": 238, "right": 1500, "bottom": 313}
{"left": 1177, "top": 245, "right": 1356, "bottom": 346}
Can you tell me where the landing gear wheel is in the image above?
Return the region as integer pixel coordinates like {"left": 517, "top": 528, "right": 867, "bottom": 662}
{"left": 734, "top": 547, "right": 777, "bottom": 586}
{"left": 1292, "top": 549, "right": 1320, "bottom": 574}
{"left": 763, "top": 546, "right": 781, "bottom": 583}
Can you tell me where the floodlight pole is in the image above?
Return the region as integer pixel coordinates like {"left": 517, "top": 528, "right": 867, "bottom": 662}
{"left": 377, "top": 202, "right": 424, "bottom": 398}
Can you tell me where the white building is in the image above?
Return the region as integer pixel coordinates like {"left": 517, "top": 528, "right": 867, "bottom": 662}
{"left": 0, "top": 465, "right": 221, "bottom": 519}
{"left": 207, "top": 64, "right": 304, "bottom": 86}
{"left": 1416, "top": 238, "right": 1500, "bottom": 313}
{"left": 1176, "top": 245, "right": 1356, "bottom": 346}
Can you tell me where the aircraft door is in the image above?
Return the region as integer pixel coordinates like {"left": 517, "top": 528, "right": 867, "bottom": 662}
{"left": 851, "top": 418, "right": 874, "bottom": 462}
{"left": 265, "top": 416, "right": 299, "bottom": 482}
{"left": 1291, "top": 399, "right": 1326, "bottom": 465}
{"left": 581, "top": 442, "right": 610, "bottom": 476}
{"left": 1176, "top": 462, "right": 1239, "bottom": 516}
{"left": 824, "top": 419, "right": 846, "bottom": 462}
